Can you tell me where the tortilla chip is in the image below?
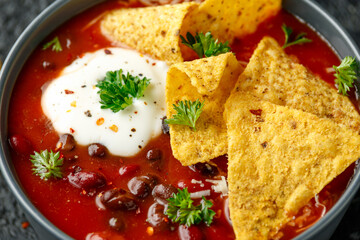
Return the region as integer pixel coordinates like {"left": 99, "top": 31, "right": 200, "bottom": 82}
{"left": 234, "top": 37, "right": 360, "bottom": 134}
{"left": 166, "top": 52, "right": 242, "bottom": 166}
{"left": 181, "top": 0, "right": 281, "bottom": 43}
{"left": 225, "top": 93, "right": 360, "bottom": 240}
{"left": 101, "top": 2, "right": 199, "bottom": 65}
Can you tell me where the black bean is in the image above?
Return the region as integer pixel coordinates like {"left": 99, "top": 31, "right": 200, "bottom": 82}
{"left": 128, "top": 175, "right": 158, "bottom": 198}
{"left": 64, "top": 154, "right": 78, "bottom": 162}
{"left": 161, "top": 116, "right": 170, "bottom": 134}
{"left": 42, "top": 61, "right": 56, "bottom": 70}
{"left": 147, "top": 203, "right": 170, "bottom": 231}
{"left": 146, "top": 149, "right": 163, "bottom": 170}
{"left": 98, "top": 189, "right": 137, "bottom": 211}
{"left": 152, "top": 184, "right": 177, "bottom": 205}
{"left": 109, "top": 216, "right": 126, "bottom": 232}
{"left": 193, "top": 163, "right": 219, "bottom": 177}
{"left": 88, "top": 143, "right": 107, "bottom": 157}
{"left": 146, "top": 149, "right": 162, "bottom": 162}
{"left": 57, "top": 134, "right": 76, "bottom": 152}
{"left": 69, "top": 165, "right": 82, "bottom": 173}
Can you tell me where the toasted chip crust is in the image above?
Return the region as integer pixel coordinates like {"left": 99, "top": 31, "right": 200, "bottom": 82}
{"left": 181, "top": 0, "right": 281, "bottom": 43}
{"left": 225, "top": 93, "right": 360, "bottom": 240}
{"left": 233, "top": 37, "right": 360, "bottom": 134}
{"left": 166, "top": 53, "right": 242, "bottom": 166}
{"left": 101, "top": 3, "right": 198, "bottom": 65}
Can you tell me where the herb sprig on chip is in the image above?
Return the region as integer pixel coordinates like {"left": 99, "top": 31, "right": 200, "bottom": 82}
{"left": 42, "top": 36, "right": 63, "bottom": 52}
{"left": 165, "top": 188, "right": 215, "bottom": 227}
{"left": 282, "top": 24, "right": 312, "bottom": 49}
{"left": 165, "top": 99, "right": 204, "bottom": 131}
{"left": 96, "top": 69, "right": 150, "bottom": 112}
{"left": 30, "top": 150, "right": 63, "bottom": 180}
{"left": 180, "top": 32, "right": 231, "bottom": 58}
{"left": 333, "top": 56, "right": 359, "bottom": 96}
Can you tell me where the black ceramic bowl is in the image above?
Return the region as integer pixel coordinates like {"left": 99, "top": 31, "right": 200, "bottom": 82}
{"left": 1, "top": 0, "right": 360, "bottom": 239}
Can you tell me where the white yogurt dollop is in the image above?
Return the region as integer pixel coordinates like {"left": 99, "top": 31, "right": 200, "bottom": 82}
{"left": 41, "top": 48, "right": 169, "bottom": 157}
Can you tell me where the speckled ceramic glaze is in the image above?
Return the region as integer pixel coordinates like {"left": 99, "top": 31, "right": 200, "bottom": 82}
{"left": 0, "top": 0, "right": 359, "bottom": 239}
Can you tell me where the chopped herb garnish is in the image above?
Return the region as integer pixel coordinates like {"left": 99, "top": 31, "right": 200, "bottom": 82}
{"left": 30, "top": 150, "right": 63, "bottom": 180}
{"left": 282, "top": 24, "right": 312, "bottom": 49}
{"left": 96, "top": 69, "right": 150, "bottom": 112}
{"left": 165, "top": 188, "right": 215, "bottom": 227}
{"left": 165, "top": 99, "right": 204, "bottom": 131}
{"left": 180, "top": 32, "right": 231, "bottom": 58}
{"left": 42, "top": 36, "right": 63, "bottom": 52}
{"left": 333, "top": 56, "right": 359, "bottom": 96}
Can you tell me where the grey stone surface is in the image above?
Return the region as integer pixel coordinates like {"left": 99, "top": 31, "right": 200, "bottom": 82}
{"left": 0, "top": 0, "right": 359, "bottom": 239}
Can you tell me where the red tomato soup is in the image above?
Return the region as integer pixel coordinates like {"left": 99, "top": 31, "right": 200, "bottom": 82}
{"left": 7, "top": 1, "right": 357, "bottom": 240}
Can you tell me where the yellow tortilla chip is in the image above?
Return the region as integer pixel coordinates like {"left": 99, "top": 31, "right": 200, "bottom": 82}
{"left": 225, "top": 93, "right": 360, "bottom": 240}
{"left": 166, "top": 53, "right": 242, "bottom": 166}
{"left": 182, "top": 0, "right": 281, "bottom": 43}
{"left": 234, "top": 37, "right": 360, "bottom": 134}
{"left": 101, "top": 3, "right": 199, "bottom": 65}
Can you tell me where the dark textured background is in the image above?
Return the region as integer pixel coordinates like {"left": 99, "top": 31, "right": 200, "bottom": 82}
{"left": 0, "top": 0, "right": 360, "bottom": 239}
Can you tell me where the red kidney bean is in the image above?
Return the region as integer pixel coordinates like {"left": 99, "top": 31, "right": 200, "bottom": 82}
{"left": 147, "top": 203, "right": 170, "bottom": 231}
{"left": 109, "top": 216, "right": 126, "bottom": 232}
{"left": 119, "top": 164, "right": 140, "bottom": 177}
{"left": 178, "top": 225, "right": 204, "bottom": 240}
{"left": 152, "top": 184, "right": 177, "bottom": 205}
{"left": 88, "top": 143, "right": 107, "bottom": 157}
{"left": 97, "top": 188, "right": 137, "bottom": 211}
{"left": 57, "top": 134, "right": 76, "bottom": 151}
{"left": 9, "top": 134, "right": 33, "bottom": 155}
{"left": 193, "top": 163, "right": 219, "bottom": 177}
{"left": 68, "top": 171, "right": 106, "bottom": 190}
{"left": 128, "top": 175, "right": 158, "bottom": 198}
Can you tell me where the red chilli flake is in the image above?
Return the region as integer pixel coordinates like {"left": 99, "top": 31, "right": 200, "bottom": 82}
{"left": 66, "top": 53, "right": 73, "bottom": 62}
{"left": 70, "top": 128, "right": 75, "bottom": 134}
{"left": 249, "top": 109, "right": 262, "bottom": 116}
{"left": 65, "top": 89, "right": 74, "bottom": 94}
{"left": 152, "top": 62, "right": 156, "bottom": 66}
{"left": 21, "top": 222, "right": 30, "bottom": 229}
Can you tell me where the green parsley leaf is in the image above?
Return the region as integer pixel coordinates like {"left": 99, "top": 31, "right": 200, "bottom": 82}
{"left": 42, "top": 36, "right": 63, "bottom": 52}
{"left": 96, "top": 69, "right": 150, "bottom": 112}
{"left": 180, "top": 32, "right": 231, "bottom": 58}
{"left": 333, "top": 56, "right": 359, "bottom": 96}
{"left": 165, "top": 188, "right": 215, "bottom": 227}
{"left": 282, "top": 24, "right": 312, "bottom": 49}
{"left": 165, "top": 99, "right": 204, "bottom": 131}
{"left": 200, "top": 197, "right": 216, "bottom": 226}
{"left": 30, "top": 150, "right": 63, "bottom": 180}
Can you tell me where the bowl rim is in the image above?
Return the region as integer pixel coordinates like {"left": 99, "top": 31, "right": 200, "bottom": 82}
{"left": 1, "top": 0, "right": 360, "bottom": 239}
